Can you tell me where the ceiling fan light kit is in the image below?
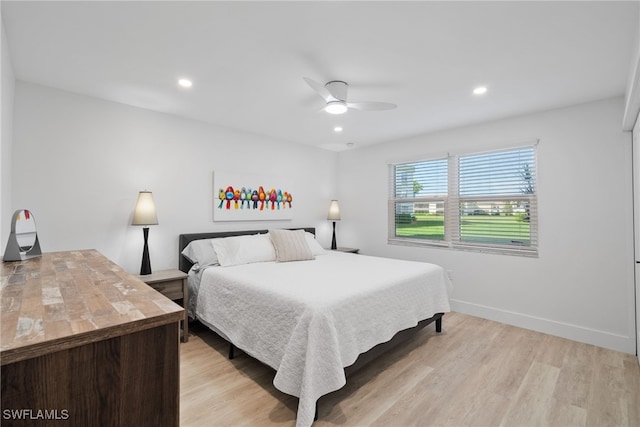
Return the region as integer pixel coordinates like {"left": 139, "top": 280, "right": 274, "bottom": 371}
{"left": 304, "top": 77, "right": 397, "bottom": 114}
{"left": 325, "top": 101, "right": 348, "bottom": 114}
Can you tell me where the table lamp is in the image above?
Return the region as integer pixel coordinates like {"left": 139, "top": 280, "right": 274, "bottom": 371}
{"left": 327, "top": 200, "right": 341, "bottom": 250}
{"left": 132, "top": 191, "right": 158, "bottom": 275}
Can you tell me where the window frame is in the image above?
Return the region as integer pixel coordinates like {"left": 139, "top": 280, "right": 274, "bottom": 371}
{"left": 388, "top": 144, "right": 538, "bottom": 257}
{"left": 388, "top": 156, "right": 449, "bottom": 247}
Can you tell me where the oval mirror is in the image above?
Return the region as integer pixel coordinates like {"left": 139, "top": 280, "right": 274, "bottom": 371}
{"left": 15, "top": 210, "right": 37, "bottom": 251}
{"left": 3, "top": 209, "right": 42, "bottom": 261}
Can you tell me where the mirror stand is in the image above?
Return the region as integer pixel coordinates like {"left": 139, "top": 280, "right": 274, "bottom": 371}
{"left": 3, "top": 209, "right": 42, "bottom": 262}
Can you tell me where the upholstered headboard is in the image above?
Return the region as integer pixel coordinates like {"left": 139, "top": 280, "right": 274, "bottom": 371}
{"left": 177, "top": 227, "right": 316, "bottom": 273}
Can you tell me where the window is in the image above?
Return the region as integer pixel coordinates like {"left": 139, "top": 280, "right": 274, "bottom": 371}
{"left": 391, "top": 158, "right": 448, "bottom": 242}
{"left": 389, "top": 145, "right": 537, "bottom": 256}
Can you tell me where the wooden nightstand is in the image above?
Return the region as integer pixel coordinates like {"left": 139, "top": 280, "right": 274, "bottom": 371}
{"left": 334, "top": 247, "right": 359, "bottom": 254}
{"left": 139, "top": 269, "right": 189, "bottom": 342}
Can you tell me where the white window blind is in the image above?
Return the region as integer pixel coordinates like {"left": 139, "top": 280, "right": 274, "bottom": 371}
{"left": 389, "top": 145, "right": 538, "bottom": 256}
{"left": 389, "top": 158, "right": 448, "bottom": 243}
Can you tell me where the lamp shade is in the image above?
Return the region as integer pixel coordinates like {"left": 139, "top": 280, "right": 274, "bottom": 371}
{"left": 327, "top": 200, "right": 341, "bottom": 221}
{"left": 132, "top": 191, "right": 158, "bottom": 226}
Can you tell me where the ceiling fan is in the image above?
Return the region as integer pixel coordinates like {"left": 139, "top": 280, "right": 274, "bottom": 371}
{"left": 303, "top": 77, "right": 397, "bottom": 115}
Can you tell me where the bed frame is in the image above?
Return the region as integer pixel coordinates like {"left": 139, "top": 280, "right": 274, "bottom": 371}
{"left": 178, "top": 228, "right": 443, "bottom": 421}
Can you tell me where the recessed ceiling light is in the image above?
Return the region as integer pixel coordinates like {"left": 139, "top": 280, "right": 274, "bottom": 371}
{"left": 178, "top": 78, "right": 193, "bottom": 88}
{"left": 473, "top": 86, "right": 487, "bottom": 95}
{"left": 334, "top": 126, "right": 343, "bottom": 133}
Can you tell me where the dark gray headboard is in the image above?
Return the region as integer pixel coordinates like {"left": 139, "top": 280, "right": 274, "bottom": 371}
{"left": 178, "top": 227, "right": 316, "bottom": 273}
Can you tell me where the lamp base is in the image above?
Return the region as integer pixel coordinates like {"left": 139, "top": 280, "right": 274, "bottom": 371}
{"left": 140, "top": 227, "right": 152, "bottom": 275}
{"left": 331, "top": 221, "right": 337, "bottom": 250}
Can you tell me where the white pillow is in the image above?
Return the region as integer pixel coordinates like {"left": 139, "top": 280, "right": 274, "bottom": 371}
{"left": 305, "top": 232, "right": 327, "bottom": 256}
{"left": 212, "top": 234, "right": 276, "bottom": 267}
{"left": 181, "top": 239, "right": 219, "bottom": 271}
{"left": 269, "top": 229, "right": 314, "bottom": 262}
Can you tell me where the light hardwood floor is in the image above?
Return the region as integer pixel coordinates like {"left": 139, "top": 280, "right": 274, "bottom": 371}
{"left": 180, "top": 312, "right": 640, "bottom": 426}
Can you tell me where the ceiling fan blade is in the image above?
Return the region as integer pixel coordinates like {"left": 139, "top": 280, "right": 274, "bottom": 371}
{"left": 347, "top": 101, "right": 397, "bottom": 111}
{"left": 303, "top": 77, "right": 334, "bottom": 102}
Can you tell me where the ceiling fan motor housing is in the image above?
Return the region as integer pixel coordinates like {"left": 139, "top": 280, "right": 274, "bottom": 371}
{"left": 325, "top": 80, "right": 348, "bottom": 101}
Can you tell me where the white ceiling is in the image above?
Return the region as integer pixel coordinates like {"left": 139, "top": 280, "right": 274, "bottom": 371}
{"left": 2, "top": 1, "right": 638, "bottom": 151}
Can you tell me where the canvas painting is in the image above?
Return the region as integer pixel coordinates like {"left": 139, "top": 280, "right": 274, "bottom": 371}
{"left": 213, "top": 171, "right": 294, "bottom": 221}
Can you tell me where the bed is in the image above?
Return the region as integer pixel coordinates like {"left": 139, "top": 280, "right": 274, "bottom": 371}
{"left": 178, "top": 228, "right": 451, "bottom": 427}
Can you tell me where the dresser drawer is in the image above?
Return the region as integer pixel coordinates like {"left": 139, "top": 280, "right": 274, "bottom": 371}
{"left": 149, "top": 279, "right": 185, "bottom": 300}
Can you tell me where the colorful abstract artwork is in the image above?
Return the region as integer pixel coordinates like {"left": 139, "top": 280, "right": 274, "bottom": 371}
{"left": 217, "top": 186, "right": 293, "bottom": 211}
{"left": 213, "top": 172, "right": 294, "bottom": 221}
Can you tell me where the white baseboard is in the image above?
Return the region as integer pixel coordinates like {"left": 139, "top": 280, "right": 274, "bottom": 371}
{"left": 450, "top": 299, "right": 635, "bottom": 355}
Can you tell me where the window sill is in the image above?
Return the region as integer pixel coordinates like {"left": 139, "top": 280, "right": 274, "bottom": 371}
{"left": 388, "top": 238, "right": 538, "bottom": 258}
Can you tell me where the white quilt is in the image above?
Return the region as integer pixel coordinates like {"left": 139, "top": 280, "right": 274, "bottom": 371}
{"left": 193, "top": 251, "right": 451, "bottom": 427}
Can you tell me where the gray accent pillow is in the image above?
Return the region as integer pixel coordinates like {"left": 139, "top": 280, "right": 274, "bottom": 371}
{"left": 269, "top": 229, "right": 314, "bottom": 262}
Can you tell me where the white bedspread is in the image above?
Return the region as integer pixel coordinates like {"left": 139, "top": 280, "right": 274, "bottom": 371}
{"left": 194, "top": 251, "right": 451, "bottom": 427}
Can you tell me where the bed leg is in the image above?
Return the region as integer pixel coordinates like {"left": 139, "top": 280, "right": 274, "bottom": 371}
{"left": 228, "top": 343, "right": 235, "bottom": 359}
{"left": 435, "top": 317, "right": 442, "bottom": 333}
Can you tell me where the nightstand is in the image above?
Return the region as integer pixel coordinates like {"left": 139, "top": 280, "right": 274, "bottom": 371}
{"left": 334, "top": 247, "right": 359, "bottom": 254}
{"left": 139, "top": 269, "right": 189, "bottom": 342}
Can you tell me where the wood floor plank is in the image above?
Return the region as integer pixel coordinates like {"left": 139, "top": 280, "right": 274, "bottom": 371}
{"left": 552, "top": 339, "right": 596, "bottom": 409}
{"left": 479, "top": 327, "right": 541, "bottom": 399}
{"left": 623, "top": 357, "right": 640, "bottom": 425}
{"left": 534, "top": 334, "right": 570, "bottom": 368}
{"left": 585, "top": 361, "right": 632, "bottom": 427}
{"left": 316, "top": 356, "right": 434, "bottom": 426}
{"left": 547, "top": 399, "right": 587, "bottom": 427}
{"left": 180, "top": 312, "right": 640, "bottom": 427}
{"left": 499, "top": 361, "right": 560, "bottom": 426}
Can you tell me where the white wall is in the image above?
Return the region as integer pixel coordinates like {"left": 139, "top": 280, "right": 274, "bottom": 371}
{"left": 11, "top": 82, "right": 338, "bottom": 273}
{"left": 1, "top": 13, "right": 15, "bottom": 252}
{"left": 337, "top": 97, "right": 635, "bottom": 354}
{"left": 623, "top": 2, "right": 640, "bottom": 131}
{"left": 10, "top": 81, "right": 636, "bottom": 354}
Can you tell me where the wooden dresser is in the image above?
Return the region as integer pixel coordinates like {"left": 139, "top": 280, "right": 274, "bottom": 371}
{"left": 1, "top": 250, "right": 184, "bottom": 427}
